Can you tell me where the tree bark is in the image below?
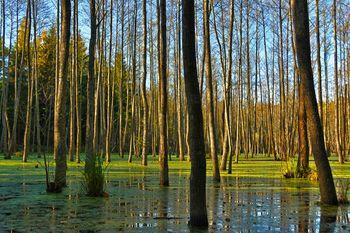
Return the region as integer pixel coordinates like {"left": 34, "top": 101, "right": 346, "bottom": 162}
{"left": 291, "top": 0, "right": 338, "bottom": 205}
{"left": 182, "top": 0, "right": 208, "bottom": 227}
{"left": 23, "top": 0, "right": 32, "bottom": 163}
{"left": 141, "top": 0, "right": 148, "bottom": 166}
{"left": 53, "top": 0, "right": 71, "bottom": 189}
{"left": 203, "top": 0, "right": 220, "bottom": 182}
{"left": 85, "top": 0, "right": 96, "bottom": 164}
{"left": 332, "top": 0, "right": 344, "bottom": 164}
{"left": 159, "top": 0, "right": 169, "bottom": 186}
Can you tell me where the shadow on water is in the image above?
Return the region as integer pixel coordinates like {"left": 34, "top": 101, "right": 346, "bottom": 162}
{"left": 1, "top": 171, "right": 350, "bottom": 232}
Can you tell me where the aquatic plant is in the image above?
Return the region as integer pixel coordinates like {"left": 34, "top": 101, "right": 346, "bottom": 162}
{"left": 14, "top": 151, "right": 23, "bottom": 158}
{"left": 81, "top": 155, "right": 109, "bottom": 197}
{"left": 307, "top": 169, "right": 318, "bottom": 181}
{"left": 281, "top": 158, "right": 295, "bottom": 178}
{"left": 336, "top": 179, "right": 350, "bottom": 204}
{"left": 33, "top": 151, "right": 59, "bottom": 193}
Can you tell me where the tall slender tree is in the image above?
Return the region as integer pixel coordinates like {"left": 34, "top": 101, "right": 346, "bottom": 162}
{"left": 86, "top": 0, "right": 96, "bottom": 164}
{"left": 159, "top": 0, "right": 169, "bottom": 186}
{"left": 291, "top": 0, "right": 338, "bottom": 205}
{"left": 141, "top": 0, "right": 149, "bottom": 166}
{"left": 53, "top": 0, "right": 71, "bottom": 190}
{"left": 23, "top": 0, "right": 32, "bottom": 163}
{"left": 203, "top": 0, "right": 220, "bottom": 182}
{"left": 182, "top": 0, "right": 208, "bottom": 227}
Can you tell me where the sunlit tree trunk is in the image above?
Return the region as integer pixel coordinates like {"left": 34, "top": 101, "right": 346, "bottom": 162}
{"left": 86, "top": 0, "right": 96, "bottom": 165}
{"left": 315, "top": 0, "right": 323, "bottom": 129}
{"left": 203, "top": 0, "right": 220, "bottom": 182}
{"left": 332, "top": 0, "right": 344, "bottom": 164}
{"left": 74, "top": 0, "right": 81, "bottom": 163}
{"left": 128, "top": 0, "right": 137, "bottom": 163}
{"left": 291, "top": 0, "right": 338, "bottom": 205}
{"left": 23, "top": 0, "right": 32, "bottom": 163}
{"left": 105, "top": 0, "right": 114, "bottom": 162}
{"left": 220, "top": 0, "right": 234, "bottom": 171}
{"left": 176, "top": 0, "right": 184, "bottom": 162}
{"left": 53, "top": 0, "right": 71, "bottom": 189}
{"left": 118, "top": 0, "right": 125, "bottom": 158}
{"left": 68, "top": 7, "right": 76, "bottom": 161}
{"left": 32, "top": 0, "right": 41, "bottom": 158}
{"left": 141, "top": 0, "right": 148, "bottom": 166}
{"left": 9, "top": 0, "right": 22, "bottom": 156}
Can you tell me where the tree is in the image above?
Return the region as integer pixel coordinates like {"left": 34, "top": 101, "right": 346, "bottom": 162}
{"left": 203, "top": 0, "right": 220, "bottom": 182}
{"left": 332, "top": 0, "right": 344, "bottom": 164}
{"left": 291, "top": 0, "right": 338, "bottom": 205}
{"left": 52, "top": 0, "right": 71, "bottom": 190}
{"left": 158, "top": 0, "right": 169, "bottom": 186}
{"left": 182, "top": 0, "right": 208, "bottom": 228}
{"left": 141, "top": 0, "right": 148, "bottom": 166}
{"left": 22, "top": 0, "right": 33, "bottom": 163}
{"left": 86, "top": 0, "right": 96, "bottom": 164}
{"left": 1, "top": 0, "right": 10, "bottom": 158}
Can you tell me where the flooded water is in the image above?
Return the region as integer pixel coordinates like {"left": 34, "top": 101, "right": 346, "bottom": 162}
{"left": 0, "top": 166, "right": 349, "bottom": 232}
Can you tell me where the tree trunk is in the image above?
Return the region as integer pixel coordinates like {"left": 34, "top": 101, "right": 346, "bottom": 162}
{"left": 32, "top": 0, "right": 41, "bottom": 158}
{"left": 53, "top": 0, "right": 71, "bottom": 189}
{"left": 159, "top": 0, "right": 169, "bottom": 186}
{"left": 182, "top": 0, "right": 208, "bottom": 227}
{"left": 86, "top": 0, "right": 96, "bottom": 164}
{"left": 203, "top": 0, "right": 220, "bottom": 182}
{"left": 291, "top": 0, "right": 338, "bottom": 205}
{"left": 23, "top": 0, "right": 32, "bottom": 163}
{"left": 141, "top": 0, "right": 148, "bottom": 166}
{"left": 332, "top": 0, "right": 344, "bottom": 164}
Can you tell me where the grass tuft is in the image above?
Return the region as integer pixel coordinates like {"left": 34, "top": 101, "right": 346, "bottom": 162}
{"left": 336, "top": 179, "right": 350, "bottom": 205}
{"left": 281, "top": 159, "right": 295, "bottom": 178}
{"left": 82, "top": 155, "right": 109, "bottom": 197}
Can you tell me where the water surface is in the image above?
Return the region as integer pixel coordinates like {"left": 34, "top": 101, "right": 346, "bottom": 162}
{"left": 0, "top": 161, "right": 349, "bottom": 232}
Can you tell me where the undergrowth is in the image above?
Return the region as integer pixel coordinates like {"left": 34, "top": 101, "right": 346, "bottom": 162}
{"left": 336, "top": 179, "right": 350, "bottom": 205}
{"left": 81, "top": 155, "right": 109, "bottom": 197}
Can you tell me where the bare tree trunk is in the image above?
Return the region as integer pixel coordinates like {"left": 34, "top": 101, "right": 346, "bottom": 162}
{"left": 74, "top": 0, "right": 81, "bottom": 163}
{"left": 32, "top": 0, "right": 41, "bottom": 158}
{"left": 53, "top": 0, "right": 71, "bottom": 189}
{"left": 23, "top": 0, "right": 32, "bottom": 163}
{"left": 9, "top": 0, "right": 22, "bottom": 156}
{"left": 278, "top": 0, "right": 286, "bottom": 160}
{"left": 219, "top": 0, "right": 234, "bottom": 170}
{"left": 176, "top": 0, "right": 184, "bottom": 162}
{"left": 315, "top": 0, "right": 323, "bottom": 129}
{"left": 1, "top": 0, "right": 10, "bottom": 157}
{"left": 105, "top": 0, "right": 114, "bottom": 162}
{"left": 68, "top": 8, "right": 76, "bottom": 161}
{"left": 118, "top": 0, "right": 125, "bottom": 158}
{"left": 332, "top": 0, "right": 344, "bottom": 163}
{"left": 141, "top": 0, "right": 148, "bottom": 166}
{"left": 53, "top": 0, "right": 60, "bottom": 160}
{"left": 182, "top": 0, "right": 208, "bottom": 227}
{"left": 203, "top": 0, "right": 220, "bottom": 182}
{"left": 291, "top": 0, "right": 338, "bottom": 205}
{"left": 297, "top": 75, "right": 309, "bottom": 176}
{"left": 86, "top": 0, "right": 96, "bottom": 165}
{"left": 159, "top": 0, "right": 169, "bottom": 186}
{"left": 128, "top": 0, "right": 137, "bottom": 163}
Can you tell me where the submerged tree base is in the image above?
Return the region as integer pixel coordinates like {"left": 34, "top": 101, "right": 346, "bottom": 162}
{"left": 46, "top": 182, "right": 63, "bottom": 193}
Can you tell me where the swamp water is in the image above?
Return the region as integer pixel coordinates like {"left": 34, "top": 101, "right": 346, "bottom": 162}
{"left": 0, "top": 162, "right": 349, "bottom": 232}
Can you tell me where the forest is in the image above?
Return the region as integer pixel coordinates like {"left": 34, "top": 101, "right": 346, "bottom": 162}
{"left": 0, "top": 0, "right": 349, "bottom": 232}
